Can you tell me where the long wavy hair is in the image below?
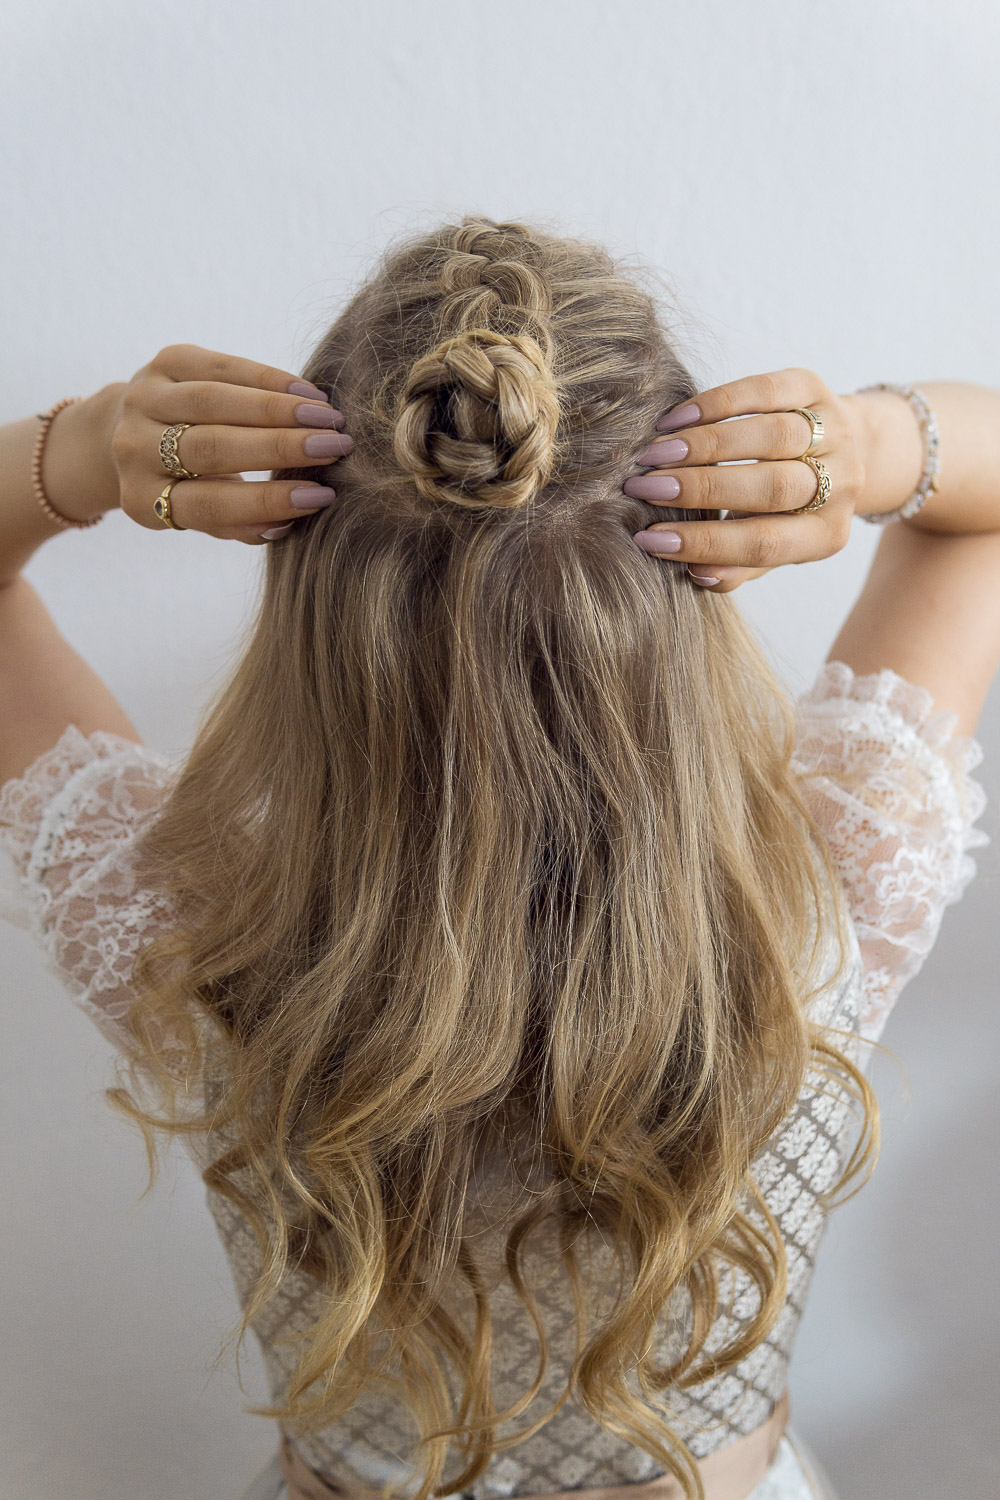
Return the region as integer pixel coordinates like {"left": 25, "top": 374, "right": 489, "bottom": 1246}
{"left": 109, "top": 217, "right": 878, "bottom": 1500}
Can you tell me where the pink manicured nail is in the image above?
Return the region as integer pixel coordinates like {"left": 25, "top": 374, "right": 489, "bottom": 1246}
{"left": 633, "top": 529, "right": 682, "bottom": 555}
{"left": 260, "top": 523, "right": 295, "bottom": 540}
{"left": 645, "top": 437, "right": 688, "bottom": 463}
{"left": 656, "top": 402, "right": 701, "bottom": 432}
{"left": 637, "top": 443, "right": 688, "bottom": 469}
{"left": 290, "top": 485, "right": 337, "bottom": 509}
{"left": 304, "top": 431, "right": 354, "bottom": 458}
{"left": 295, "top": 403, "right": 339, "bottom": 429}
{"left": 288, "top": 380, "right": 329, "bottom": 401}
{"left": 689, "top": 572, "right": 720, "bottom": 587}
{"left": 624, "top": 474, "right": 682, "bottom": 502}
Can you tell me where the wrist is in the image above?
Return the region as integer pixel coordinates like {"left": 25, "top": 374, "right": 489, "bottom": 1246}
{"left": 43, "top": 383, "right": 124, "bottom": 523}
{"left": 843, "top": 387, "right": 925, "bottom": 520}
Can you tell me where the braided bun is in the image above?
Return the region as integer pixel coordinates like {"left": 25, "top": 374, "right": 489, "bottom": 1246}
{"left": 393, "top": 327, "right": 560, "bottom": 511}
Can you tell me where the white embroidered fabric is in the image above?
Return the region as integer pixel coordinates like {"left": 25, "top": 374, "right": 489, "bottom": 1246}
{"left": 790, "top": 660, "right": 989, "bottom": 1045}
{"left": 0, "top": 660, "right": 988, "bottom": 1498}
{"left": 0, "top": 725, "right": 180, "bottom": 1055}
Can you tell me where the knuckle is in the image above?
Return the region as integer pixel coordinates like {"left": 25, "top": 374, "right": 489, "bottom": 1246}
{"left": 192, "top": 484, "right": 228, "bottom": 528}
{"left": 153, "top": 343, "right": 191, "bottom": 370}
{"left": 751, "top": 522, "right": 782, "bottom": 568}
{"left": 828, "top": 511, "right": 852, "bottom": 552}
{"left": 264, "top": 393, "right": 291, "bottom": 426}
{"left": 755, "top": 372, "right": 782, "bottom": 409}
{"left": 260, "top": 482, "right": 289, "bottom": 520}
{"left": 696, "top": 426, "right": 723, "bottom": 463}
{"left": 770, "top": 465, "right": 799, "bottom": 511}
{"left": 109, "top": 424, "right": 131, "bottom": 464}
{"left": 185, "top": 382, "right": 216, "bottom": 421}
{"left": 772, "top": 413, "right": 802, "bottom": 452}
{"left": 698, "top": 467, "right": 719, "bottom": 508}
{"left": 249, "top": 361, "right": 275, "bottom": 391}
{"left": 188, "top": 426, "right": 225, "bottom": 471}
{"left": 204, "top": 351, "right": 231, "bottom": 381}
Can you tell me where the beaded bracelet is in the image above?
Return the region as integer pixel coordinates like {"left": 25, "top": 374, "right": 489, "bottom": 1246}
{"left": 854, "top": 382, "right": 941, "bottom": 525}
{"left": 32, "top": 397, "right": 106, "bottom": 531}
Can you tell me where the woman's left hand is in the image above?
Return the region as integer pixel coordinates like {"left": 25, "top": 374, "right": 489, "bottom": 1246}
{"left": 108, "top": 343, "right": 353, "bottom": 543}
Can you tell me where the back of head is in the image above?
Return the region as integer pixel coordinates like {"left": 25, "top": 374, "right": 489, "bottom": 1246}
{"left": 119, "top": 218, "right": 871, "bottom": 1500}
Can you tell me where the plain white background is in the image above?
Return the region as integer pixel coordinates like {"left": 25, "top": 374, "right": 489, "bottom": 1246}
{"left": 1, "top": 2, "right": 998, "bottom": 1496}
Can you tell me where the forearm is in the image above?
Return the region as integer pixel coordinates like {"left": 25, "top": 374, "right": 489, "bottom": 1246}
{"left": 848, "top": 380, "right": 1000, "bottom": 534}
{"left": 0, "top": 385, "right": 122, "bottom": 586}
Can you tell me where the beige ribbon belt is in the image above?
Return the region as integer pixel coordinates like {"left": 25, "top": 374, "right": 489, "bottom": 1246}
{"left": 279, "top": 1392, "right": 790, "bottom": 1500}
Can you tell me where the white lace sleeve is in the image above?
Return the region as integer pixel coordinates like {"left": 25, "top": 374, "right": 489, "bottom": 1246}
{"left": 791, "top": 659, "right": 989, "bottom": 1046}
{"left": 0, "top": 723, "right": 180, "bottom": 1055}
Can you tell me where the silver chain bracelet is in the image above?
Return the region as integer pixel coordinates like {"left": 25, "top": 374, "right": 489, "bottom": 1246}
{"left": 854, "top": 382, "right": 941, "bottom": 524}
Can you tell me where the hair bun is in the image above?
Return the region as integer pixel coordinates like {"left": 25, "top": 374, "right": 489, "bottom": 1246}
{"left": 393, "top": 328, "right": 560, "bottom": 511}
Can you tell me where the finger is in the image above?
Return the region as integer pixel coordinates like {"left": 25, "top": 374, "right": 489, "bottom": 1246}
{"left": 148, "top": 343, "right": 331, "bottom": 402}
{"left": 625, "top": 455, "right": 831, "bottom": 515}
{"left": 655, "top": 368, "right": 828, "bottom": 431}
{"left": 633, "top": 407, "right": 827, "bottom": 475}
{"left": 143, "top": 376, "right": 345, "bottom": 431}
{"left": 131, "top": 415, "right": 354, "bottom": 477}
{"left": 631, "top": 510, "right": 846, "bottom": 570}
{"left": 133, "top": 477, "right": 338, "bottom": 534}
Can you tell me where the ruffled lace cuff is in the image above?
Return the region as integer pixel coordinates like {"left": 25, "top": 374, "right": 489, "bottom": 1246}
{"left": 792, "top": 661, "right": 989, "bottom": 1044}
{"left": 0, "top": 724, "right": 179, "bottom": 1050}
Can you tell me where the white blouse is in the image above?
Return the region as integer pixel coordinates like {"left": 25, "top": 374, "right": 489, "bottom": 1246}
{"left": 0, "top": 659, "right": 989, "bottom": 1496}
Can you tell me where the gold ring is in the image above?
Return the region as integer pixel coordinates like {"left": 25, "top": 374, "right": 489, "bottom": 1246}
{"left": 153, "top": 479, "right": 189, "bottom": 531}
{"left": 790, "top": 455, "right": 831, "bottom": 513}
{"left": 159, "top": 422, "right": 199, "bottom": 480}
{"left": 789, "top": 407, "right": 824, "bottom": 459}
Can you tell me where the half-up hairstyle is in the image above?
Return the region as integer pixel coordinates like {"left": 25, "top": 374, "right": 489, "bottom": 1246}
{"left": 109, "top": 217, "right": 878, "bottom": 1500}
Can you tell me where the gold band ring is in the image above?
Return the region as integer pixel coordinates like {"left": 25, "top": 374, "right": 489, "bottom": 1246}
{"left": 789, "top": 455, "right": 831, "bottom": 514}
{"left": 154, "top": 479, "right": 189, "bottom": 531}
{"left": 789, "top": 407, "right": 824, "bottom": 459}
{"left": 159, "top": 422, "right": 199, "bottom": 480}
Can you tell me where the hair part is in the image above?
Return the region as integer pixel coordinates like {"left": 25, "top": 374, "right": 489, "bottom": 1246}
{"left": 107, "top": 217, "right": 879, "bottom": 1500}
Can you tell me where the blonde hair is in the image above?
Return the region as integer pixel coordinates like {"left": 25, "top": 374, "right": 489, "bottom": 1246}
{"left": 109, "top": 217, "right": 878, "bottom": 1500}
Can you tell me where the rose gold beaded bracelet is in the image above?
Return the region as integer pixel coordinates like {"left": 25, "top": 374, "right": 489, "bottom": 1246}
{"left": 32, "top": 397, "right": 106, "bottom": 530}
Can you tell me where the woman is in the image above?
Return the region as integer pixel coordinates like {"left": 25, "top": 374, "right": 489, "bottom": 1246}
{"left": 0, "top": 217, "right": 993, "bottom": 1500}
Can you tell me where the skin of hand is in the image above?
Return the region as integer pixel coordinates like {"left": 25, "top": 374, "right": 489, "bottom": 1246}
{"left": 80, "top": 344, "right": 354, "bottom": 544}
{"left": 625, "top": 368, "right": 869, "bottom": 592}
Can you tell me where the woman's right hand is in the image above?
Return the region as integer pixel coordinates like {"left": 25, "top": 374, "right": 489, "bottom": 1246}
{"left": 624, "top": 368, "right": 868, "bottom": 592}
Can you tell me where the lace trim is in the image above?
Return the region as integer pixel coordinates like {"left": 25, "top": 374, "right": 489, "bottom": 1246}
{"left": 801, "top": 659, "right": 986, "bottom": 772}
{"left": 793, "top": 660, "right": 989, "bottom": 1043}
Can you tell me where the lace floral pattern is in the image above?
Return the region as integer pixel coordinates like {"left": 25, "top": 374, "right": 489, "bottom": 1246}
{"left": 0, "top": 724, "right": 180, "bottom": 1054}
{"left": 790, "top": 660, "right": 988, "bottom": 1044}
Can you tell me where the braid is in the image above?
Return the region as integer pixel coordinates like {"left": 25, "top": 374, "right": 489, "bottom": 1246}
{"left": 392, "top": 221, "right": 561, "bottom": 510}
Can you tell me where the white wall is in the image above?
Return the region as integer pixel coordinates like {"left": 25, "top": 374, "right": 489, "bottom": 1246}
{"left": 1, "top": 2, "right": 997, "bottom": 1496}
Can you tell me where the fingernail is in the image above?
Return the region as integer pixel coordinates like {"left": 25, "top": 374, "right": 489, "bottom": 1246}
{"left": 645, "top": 437, "right": 688, "bottom": 463}
{"left": 689, "top": 572, "right": 720, "bottom": 587}
{"left": 290, "top": 485, "right": 337, "bottom": 509}
{"left": 624, "top": 474, "right": 682, "bottom": 502}
{"left": 288, "top": 380, "right": 329, "bottom": 401}
{"left": 656, "top": 402, "right": 701, "bottom": 432}
{"left": 637, "top": 443, "right": 687, "bottom": 471}
{"left": 295, "top": 403, "right": 339, "bottom": 429}
{"left": 260, "top": 523, "right": 295, "bottom": 540}
{"left": 304, "top": 431, "right": 354, "bottom": 458}
{"left": 632, "top": 529, "right": 682, "bottom": 555}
